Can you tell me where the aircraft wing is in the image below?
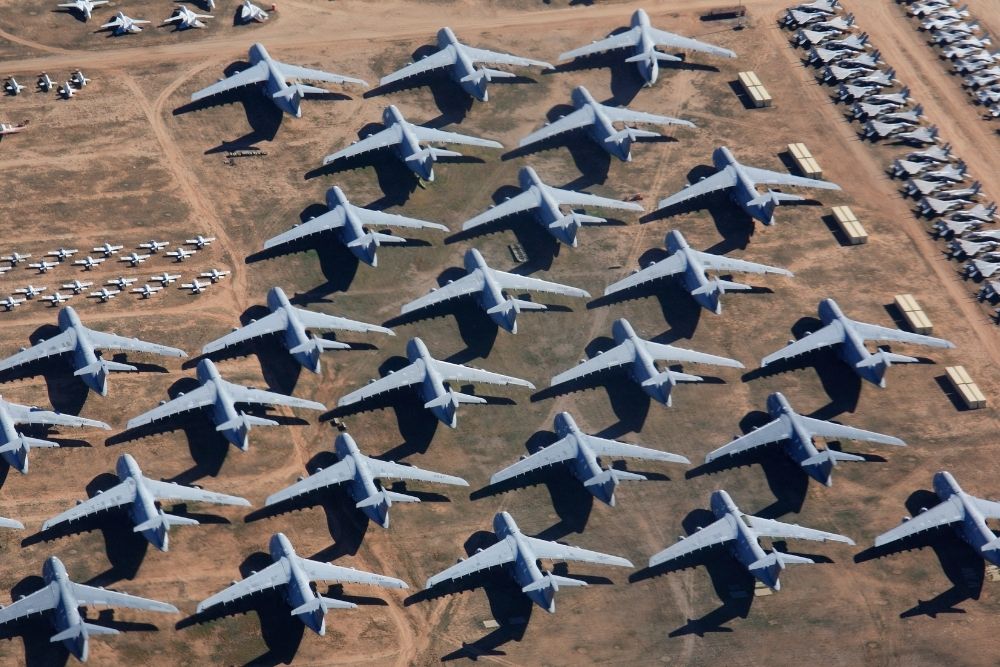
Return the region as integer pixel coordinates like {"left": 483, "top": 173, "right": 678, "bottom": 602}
{"left": 202, "top": 311, "right": 288, "bottom": 354}
{"left": 294, "top": 307, "right": 394, "bottom": 334}
{"left": 849, "top": 321, "right": 954, "bottom": 349}
{"left": 461, "top": 191, "right": 541, "bottom": 230}
{"left": 126, "top": 384, "right": 218, "bottom": 430}
{"left": 796, "top": 415, "right": 905, "bottom": 446}
{"left": 143, "top": 479, "right": 250, "bottom": 506}
{"left": 263, "top": 209, "right": 346, "bottom": 248}
{"left": 265, "top": 460, "right": 355, "bottom": 505}
{"left": 657, "top": 168, "right": 739, "bottom": 210}
{"left": 599, "top": 105, "right": 694, "bottom": 127}
{"left": 5, "top": 404, "right": 108, "bottom": 430}
{"left": 490, "top": 436, "right": 578, "bottom": 484}
{"left": 426, "top": 540, "right": 517, "bottom": 587}
{"left": 349, "top": 205, "right": 449, "bottom": 231}
{"left": 744, "top": 515, "right": 854, "bottom": 544}
{"left": 581, "top": 434, "right": 690, "bottom": 463}
{"left": 275, "top": 63, "right": 366, "bottom": 86}
{"left": 490, "top": 270, "right": 590, "bottom": 298}
{"left": 550, "top": 343, "right": 634, "bottom": 386}
{"left": 408, "top": 125, "right": 502, "bottom": 149}
{"left": 42, "top": 481, "right": 137, "bottom": 531}
{"left": 524, "top": 536, "right": 632, "bottom": 567}
{"left": 401, "top": 273, "right": 485, "bottom": 314}
{"left": 641, "top": 340, "right": 744, "bottom": 368}
{"left": 648, "top": 516, "right": 738, "bottom": 566}
{"left": 70, "top": 582, "right": 177, "bottom": 613}
{"left": 365, "top": 458, "right": 468, "bottom": 486}
{"left": 191, "top": 62, "right": 269, "bottom": 101}
{"left": 740, "top": 165, "right": 841, "bottom": 190}
{"left": 0, "top": 330, "right": 77, "bottom": 372}
{"left": 874, "top": 500, "right": 964, "bottom": 547}
{"left": 0, "top": 586, "right": 59, "bottom": 625}
{"left": 604, "top": 255, "right": 688, "bottom": 295}
{"left": 460, "top": 46, "right": 552, "bottom": 69}
{"left": 542, "top": 185, "right": 645, "bottom": 212}
{"left": 198, "top": 561, "right": 289, "bottom": 611}
{"left": 704, "top": 419, "right": 790, "bottom": 461}
{"left": 86, "top": 330, "right": 187, "bottom": 358}
{"left": 650, "top": 28, "right": 737, "bottom": 58}
{"left": 519, "top": 107, "right": 596, "bottom": 147}
{"left": 559, "top": 29, "right": 641, "bottom": 60}
{"left": 696, "top": 252, "right": 793, "bottom": 276}
{"left": 322, "top": 125, "right": 403, "bottom": 165}
{"left": 379, "top": 47, "right": 458, "bottom": 86}
{"left": 225, "top": 384, "right": 325, "bottom": 411}
{"left": 337, "top": 361, "right": 426, "bottom": 407}
{"left": 295, "top": 557, "right": 407, "bottom": 588}
{"left": 761, "top": 321, "right": 846, "bottom": 367}
{"left": 430, "top": 359, "right": 534, "bottom": 388}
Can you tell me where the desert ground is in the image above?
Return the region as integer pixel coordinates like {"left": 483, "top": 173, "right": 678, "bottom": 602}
{"left": 0, "top": 0, "right": 998, "bottom": 665}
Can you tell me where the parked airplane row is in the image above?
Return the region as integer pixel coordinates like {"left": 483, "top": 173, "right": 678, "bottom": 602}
{"left": 55, "top": 0, "right": 269, "bottom": 29}
{"left": 5, "top": 71, "right": 87, "bottom": 99}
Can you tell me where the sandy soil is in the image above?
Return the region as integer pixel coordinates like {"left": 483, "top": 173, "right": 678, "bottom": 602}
{"left": 0, "top": 0, "right": 998, "bottom": 665}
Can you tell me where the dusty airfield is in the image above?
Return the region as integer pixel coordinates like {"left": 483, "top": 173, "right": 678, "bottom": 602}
{"left": 0, "top": 0, "right": 998, "bottom": 664}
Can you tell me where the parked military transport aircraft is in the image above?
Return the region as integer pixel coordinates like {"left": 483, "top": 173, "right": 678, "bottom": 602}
{"left": 202, "top": 286, "right": 394, "bottom": 373}
{"left": 191, "top": 43, "right": 366, "bottom": 117}
{"left": 649, "top": 489, "right": 853, "bottom": 589}
{"left": 559, "top": 9, "right": 736, "bottom": 85}
{"left": 197, "top": 533, "right": 407, "bottom": 635}
{"left": 266, "top": 432, "right": 468, "bottom": 528}
{"left": 400, "top": 248, "right": 590, "bottom": 333}
{"left": 0, "top": 306, "right": 186, "bottom": 396}
{"left": 379, "top": 27, "right": 553, "bottom": 101}
{"left": 0, "top": 395, "right": 109, "bottom": 474}
{"left": 425, "top": 511, "right": 632, "bottom": 612}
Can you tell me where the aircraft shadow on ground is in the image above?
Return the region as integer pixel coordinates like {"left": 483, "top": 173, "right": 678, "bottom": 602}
{"left": 854, "top": 489, "right": 985, "bottom": 618}
{"left": 177, "top": 551, "right": 306, "bottom": 666}
{"left": 630, "top": 508, "right": 755, "bottom": 636}
{"left": 173, "top": 61, "right": 285, "bottom": 150}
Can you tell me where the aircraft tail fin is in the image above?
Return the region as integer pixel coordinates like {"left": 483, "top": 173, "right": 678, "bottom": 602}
{"left": 460, "top": 67, "right": 515, "bottom": 84}
{"left": 289, "top": 336, "right": 351, "bottom": 355}
{"left": 215, "top": 413, "right": 279, "bottom": 433}
{"left": 604, "top": 127, "right": 659, "bottom": 144}
{"left": 521, "top": 573, "right": 586, "bottom": 593}
{"left": 133, "top": 511, "right": 199, "bottom": 533}
{"left": 748, "top": 190, "right": 804, "bottom": 208}
{"left": 0, "top": 435, "right": 59, "bottom": 454}
{"left": 404, "top": 147, "right": 462, "bottom": 163}
{"left": 640, "top": 370, "right": 702, "bottom": 388}
{"left": 625, "top": 50, "right": 681, "bottom": 64}
{"left": 690, "top": 279, "right": 752, "bottom": 297}
{"left": 801, "top": 449, "right": 866, "bottom": 468}
{"left": 855, "top": 350, "right": 919, "bottom": 369}
{"left": 50, "top": 622, "right": 118, "bottom": 643}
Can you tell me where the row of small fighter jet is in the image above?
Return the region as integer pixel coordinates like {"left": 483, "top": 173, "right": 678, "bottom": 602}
{"left": 0, "top": 236, "right": 216, "bottom": 275}
{"left": 902, "top": 0, "right": 1000, "bottom": 117}
{"left": 0, "top": 271, "right": 229, "bottom": 309}
{"left": 4, "top": 70, "right": 87, "bottom": 99}
{"left": 55, "top": 0, "right": 269, "bottom": 29}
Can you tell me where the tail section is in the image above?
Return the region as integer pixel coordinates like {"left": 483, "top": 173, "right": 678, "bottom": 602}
{"left": 459, "top": 67, "right": 515, "bottom": 84}
{"left": 748, "top": 550, "right": 814, "bottom": 590}
{"left": 0, "top": 435, "right": 59, "bottom": 474}
{"left": 625, "top": 50, "right": 682, "bottom": 64}
{"left": 640, "top": 370, "right": 702, "bottom": 406}
{"left": 583, "top": 467, "right": 646, "bottom": 506}
{"left": 289, "top": 336, "right": 351, "bottom": 356}
{"left": 291, "top": 595, "right": 356, "bottom": 616}
{"left": 346, "top": 231, "right": 407, "bottom": 265}
{"left": 355, "top": 489, "right": 420, "bottom": 509}
{"left": 50, "top": 622, "right": 118, "bottom": 642}
{"left": 521, "top": 573, "right": 587, "bottom": 593}
{"left": 133, "top": 511, "right": 200, "bottom": 533}
{"left": 800, "top": 449, "right": 867, "bottom": 486}
{"left": 423, "top": 390, "right": 487, "bottom": 411}
{"left": 215, "top": 413, "right": 279, "bottom": 433}
{"left": 748, "top": 190, "right": 805, "bottom": 208}
{"left": 73, "top": 359, "right": 137, "bottom": 376}
{"left": 604, "top": 127, "right": 660, "bottom": 144}
{"left": 404, "top": 147, "right": 462, "bottom": 163}
{"left": 855, "top": 350, "right": 919, "bottom": 387}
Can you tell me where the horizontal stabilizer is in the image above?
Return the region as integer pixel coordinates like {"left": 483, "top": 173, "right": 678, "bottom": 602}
{"left": 0, "top": 435, "right": 59, "bottom": 454}
{"left": 51, "top": 623, "right": 118, "bottom": 643}
{"left": 625, "top": 51, "right": 682, "bottom": 64}
{"left": 748, "top": 190, "right": 804, "bottom": 208}
{"left": 346, "top": 232, "right": 407, "bottom": 248}
{"left": 289, "top": 338, "right": 351, "bottom": 354}
{"left": 355, "top": 489, "right": 420, "bottom": 508}
{"left": 604, "top": 128, "right": 659, "bottom": 144}
{"left": 423, "top": 391, "right": 486, "bottom": 410}
{"left": 583, "top": 468, "right": 646, "bottom": 487}
{"left": 215, "top": 414, "right": 279, "bottom": 432}
{"left": 981, "top": 536, "right": 1000, "bottom": 553}
{"left": 291, "top": 595, "right": 356, "bottom": 615}
{"left": 690, "top": 279, "right": 751, "bottom": 296}
{"left": 855, "top": 351, "right": 918, "bottom": 369}
{"left": 73, "top": 360, "right": 136, "bottom": 376}
{"left": 641, "top": 370, "right": 702, "bottom": 387}
{"left": 521, "top": 574, "right": 587, "bottom": 593}
{"left": 405, "top": 147, "right": 462, "bottom": 163}
{"left": 801, "top": 449, "right": 866, "bottom": 467}
{"left": 460, "top": 68, "right": 515, "bottom": 83}
{"left": 486, "top": 298, "right": 547, "bottom": 315}
{"left": 749, "top": 550, "right": 814, "bottom": 573}
{"left": 133, "top": 513, "right": 199, "bottom": 533}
